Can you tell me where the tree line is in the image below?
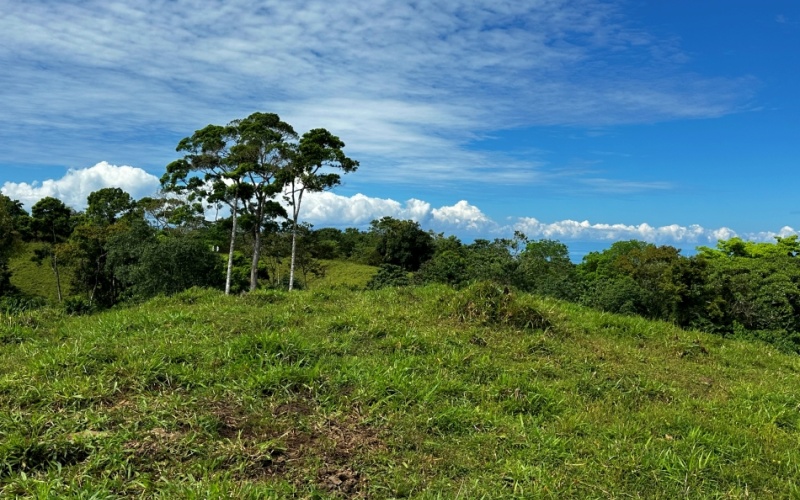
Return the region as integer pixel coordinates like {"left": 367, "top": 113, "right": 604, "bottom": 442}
{"left": 5, "top": 186, "right": 800, "bottom": 354}
{"left": 2, "top": 111, "right": 799, "bottom": 353}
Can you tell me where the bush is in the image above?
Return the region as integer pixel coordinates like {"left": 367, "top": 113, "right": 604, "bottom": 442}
{"left": 0, "top": 295, "right": 47, "bottom": 315}
{"left": 449, "top": 281, "right": 550, "bottom": 330}
{"left": 366, "top": 264, "right": 411, "bottom": 290}
{"left": 63, "top": 296, "right": 95, "bottom": 316}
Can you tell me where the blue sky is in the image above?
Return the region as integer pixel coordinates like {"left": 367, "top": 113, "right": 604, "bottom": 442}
{"left": 1, "top": 0, "right": 798, "bottom": 258}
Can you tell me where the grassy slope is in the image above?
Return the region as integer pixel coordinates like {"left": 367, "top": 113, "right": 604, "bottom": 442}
{"left": 1, "top": 285, "right": 799, "bottom": 498}
{"left": 8, "top": 242, "right": 58, "bottom": 302}
{"left": 7, "top": 242, "right": 74, "bottom": 304}
{"left": 305, "top": 259, "right": 378, "bottom": 290}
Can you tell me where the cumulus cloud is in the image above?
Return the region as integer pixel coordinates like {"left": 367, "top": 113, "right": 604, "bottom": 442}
{"left": 1, "top": 162, "right": 160, "bottom": 209}
{"left": 512, "top": 217, "right": 746, "bottom": 245}
{"left": 432, "top": 201, "right": 496, "bottom": 231}
{"left": 293, "top": 190, "right": 794, "bottom": 246}
{"left": 295, "top": 191, "right": 496, "bottom": 233}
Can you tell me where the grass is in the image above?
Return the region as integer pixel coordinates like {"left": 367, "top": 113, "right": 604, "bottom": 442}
{"left": 304, "top": 259, "right": 378, "bottom": 290}
{"left": 7, "top": 242, "right": 74, "bottom": 304}
{"left": 1, "top": 283, "right": 800, "bottom": 497}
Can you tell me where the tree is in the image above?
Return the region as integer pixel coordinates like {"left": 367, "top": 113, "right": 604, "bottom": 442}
{"left": 516, "top": 239, "right": 582, "bottom": 300}
{"left": 107, "top": 220, "right": 223, "bottom": 300}
{"left": 578, "top": 240, "right": 685, "bottom": 321}
{"left": 416, "top": 235, "right": 471, "bottom": 287}
{"left": 369, "top": 217, "right": 435, "bottom": 272}
{"left": 163, "top": 112, "right": 298, "bottom": 293}
{"left": 0, "top": 196, "right": 21, "bottom": 296}
{"left": 283, "top": 128, "right": 358, "bottom": 290}
{"left": 30, "top": 197, "right": 73, "bottom": 302}
{"left": 85, "top": 187, "right": 136, "bottom": 226}
{"left": 463, "top": 238, "right": 518, "bottom": 285}
{"left": 162, "top": 122, "right": 244, "bottom": 295}
{"left": 233, "top": 112, "right": 296, "bottom": 290}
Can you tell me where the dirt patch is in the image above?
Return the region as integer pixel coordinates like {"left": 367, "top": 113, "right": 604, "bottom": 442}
{"left": 210, "top": 397, "right": 382, "bottom": 496}
{"left": 272, "top": 411, "right": 381, "bottom": 496}
{"left": 319, "top": 467, "right": 363, "bottom": 496}
{"left": 123, "top": 426, "right": 190, "bottom": 472}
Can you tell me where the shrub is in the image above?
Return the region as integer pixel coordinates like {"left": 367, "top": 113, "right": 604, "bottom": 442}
{"left": 449, "top": 281, "right": 550, "bottom": 330}
{"left": 366, "top": 264, "right": 411, "bottom": 290}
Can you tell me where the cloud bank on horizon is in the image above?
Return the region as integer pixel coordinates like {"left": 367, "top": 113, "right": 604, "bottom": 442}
{"left": 3, "top": 164, "right": 794, "bottom": 248}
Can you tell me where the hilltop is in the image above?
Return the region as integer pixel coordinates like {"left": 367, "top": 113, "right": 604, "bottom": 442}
{"left": 2, "top": 284, "right": 799, "bottom": 497}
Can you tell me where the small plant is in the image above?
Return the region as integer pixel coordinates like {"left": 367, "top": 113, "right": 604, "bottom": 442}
{"left": 450, "top": 281, "right": 550, "bottom": 330}
{"left": 0, "top": 295, "right": 46, "bottom": 315}
{"left": 62, "top": 296, "right": 95, "bottom": 316}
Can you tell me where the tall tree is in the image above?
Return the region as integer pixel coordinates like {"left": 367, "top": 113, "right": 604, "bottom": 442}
{"left": 162, "top": 123, "right": 244, "bottom": 295}
{"left": 163, "top": 112, "right": 298, "bottom": 293}
{"left": 64, "top": 188, "right": 139, "bottom": 308}
{"left": 370, "top": 217, "right": 435, "bottom": 272}
{"left": 30, "top": 197, "right": 73, "bottom": 302}
{"left": 231, "top": 112, "right": 296, "bottom": 290}
{"left": 0, "top": 196, "right": 23, "bottom": 296}
{"left": 283, "top": 128, "right": 358, "bottom": 290}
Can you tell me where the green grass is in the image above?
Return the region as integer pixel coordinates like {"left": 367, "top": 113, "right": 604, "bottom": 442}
{"left": 305, "top": 259, "right": 378, "bottom": 290}
{"left": 1, "top": 284, "right": 800, "bottom": 497}
{"left": 7, "top": 242, "right": 74, "bottom": 304}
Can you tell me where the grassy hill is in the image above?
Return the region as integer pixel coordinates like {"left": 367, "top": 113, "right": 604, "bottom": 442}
{"left": 7, "top": 242, "right": 77, "bottom": 304}
{"left": 1, "top": 284, "right": 800, "bottom": 497}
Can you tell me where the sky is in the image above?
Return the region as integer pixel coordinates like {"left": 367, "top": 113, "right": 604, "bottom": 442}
{"left": 1, "top": 0, "right": 798, "bottom": 259}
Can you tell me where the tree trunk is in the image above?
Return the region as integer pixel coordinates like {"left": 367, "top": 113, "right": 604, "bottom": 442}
{"left": 225, "top": 198, "right": 239, "bottom": 295}
{"left": 288, "top": 188, "right": 304, "bottom": 292}
{"left": 288, "top": 220, "right": 297, "bottom": 291}
{"left": 53, "top": 252, "right": 63, "bottom": 303}
{"left": 250, "top": 226, "right": 261, "bottom": 291}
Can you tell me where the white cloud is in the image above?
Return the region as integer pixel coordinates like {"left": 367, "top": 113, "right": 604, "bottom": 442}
{"left": 512, "top": 217, "right": 738, "bottom": 244}
{"left": 293, "top": 190, "right": 792, "bottom": 246}
{"left": 432, "top": 200, "right": 496, "bottom": 230}
{"left": 295, "top": 191, "right": 498, "bottom": 233}
{"left": 1, "top": 162, "right": 160, "bottom": 209}
{"left": 6, "top": 167, "right": 795, "bottom": 249}
{"left": 744, "top": 226, "right": 798, "bottom": 242}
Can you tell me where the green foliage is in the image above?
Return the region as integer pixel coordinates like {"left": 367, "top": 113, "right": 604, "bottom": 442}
{"left": 699, "top": 235, "right": 800, "bottom": 259}
{"left": 516, "top": 238, "right": 583, "bottom": 300}
{"left": 108, "top": 228, "right": 224, "bottom": 300}
{"left": 0, "top": 196, "right": 27, "bottom": 291}
{"left": 370, "top": 217, "right": 435, "bottom": 271}
{"left": 85, "top": 187, "right": 136, "bottom": 226}
{"left": 578, "top": 240, "right": 684, "bottom": 321}
{"left": 449, "top": 281, "right": 551, "bottom": 330}
{"left": 366, "top": 264, "right": 410, "bottom": 289}
{"left": 0, "top": 294, "right": 46, "bottom": 315}
{"left": 464, "top": 238, "right": 518, "bottom": 284}
{"left": 417, "top": 248, "right": 470, "bottom": 286}
{"left": 29, "top": 197, "right": 74, "bottom": 302}
{"left": 62, "top": 296, "right": 95, "bottom": 316}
